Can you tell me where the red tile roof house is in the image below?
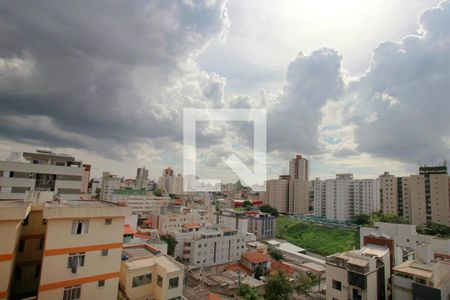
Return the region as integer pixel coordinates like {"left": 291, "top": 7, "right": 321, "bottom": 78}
{"left": 240, "top": 251, "right": 271, "bottom": 278}
{"left": 270, "top": 259, "right": 299, "bottom": 280}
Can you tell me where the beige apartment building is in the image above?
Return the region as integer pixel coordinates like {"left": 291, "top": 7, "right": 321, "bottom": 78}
{"left": 148, "top": 206, "right": 211, "bottom": 235}
{"left": 111, "top": 188, "right": 171, "bottom": 217}
{"left": 0, "top": 192, "right": 130, "bottom": 299}
{"left": 379, "top": 172, "right": 398, "bottom": 215}
{"left": 325, "top": 244, "right": 391, "bottom": 300}
{"left": 288, "top": 179, "right": 309, "bottom": 215}
{"left": 0, "top": 201, "right": 30, "bottom": 300}
{"left": 392, "top": 259, "right": 450, "bottom": 300}
{"left": 0, "top": 150, "right": 90, "bottom": 201}
{"left": 119, "top": 243, "right": 184, "bottom": 300}
{"left": 379, "top": 165, "right": 449, "bottom": 226}
{"left": 264, "top": 178, "right": 289, "bottom": 213}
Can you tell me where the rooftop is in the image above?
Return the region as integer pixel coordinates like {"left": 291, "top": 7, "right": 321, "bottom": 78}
{"left": 242, "top": 251, "right": 270, "bottom": 264}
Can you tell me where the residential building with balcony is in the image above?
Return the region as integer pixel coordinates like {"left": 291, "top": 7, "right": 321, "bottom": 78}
{"left": 392, "top": 259, "right": 450, "bottom": 300}
{"left": 172, "top": 225, "right": 256, "bottom": 267}
{"left": 111, "top": 188, "right": 171, "bottom": 217}
{"left": 0, "top": 192, "right": 130, "bottom": 299}
{"left": 325, "top": 244, "right": 390, "bottom": 300}
{"left": 0, "top": 150, "right": 89, "bottom": 201}
{"left": 360, "top": 222, "right": 450, "bottom": 266}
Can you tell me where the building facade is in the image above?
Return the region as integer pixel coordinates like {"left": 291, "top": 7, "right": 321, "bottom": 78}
{"left": 325, "top": 244, "right": 390, "bottom": 300}
{"left": 172, "top": 226, "right": 256, "bottom": 267}
{"left": 313, "top": 174, "right": 380, "bottom": 221}
{"left": 379, "top": 165, "right": 449, "bottom": 226}
{"left": 0, "top": 193, "right": 130, "bottom": 300}
{"left": 119, "top": 243, "right": 184, "bottom": 300}
{"left": 0, "top": 150, "right": 88, "bottom": 201}
{"left": 101, "top": 172, "right": 122, "bottom": 201}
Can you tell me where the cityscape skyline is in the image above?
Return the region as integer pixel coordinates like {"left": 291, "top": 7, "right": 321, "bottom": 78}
{"left": 1, "top": 0, "right": 449, "bottom": 184}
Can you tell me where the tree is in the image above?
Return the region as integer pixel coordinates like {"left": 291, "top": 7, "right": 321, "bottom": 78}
{"left": 294, "top": 274, "right": 316, "bottom": 297}
{"left": 417, "top": 222, "right": 450, "bottom": 237}
{"left": 238, "top": 284, "right": 262, "bottom": 300}
{"left": 243, "top": 200, "right": 253, "bottom": 210}
{"left": 268, "top": 246, "right": 283, "bottom": 261}
{"left": 351, "top": 214, "right": 372, "bottom": 226}
{"left": 153, "top": 188, "right": 163, "bottom": 196}
{"left": 265, "top": 270, "right": 293, "bottom": 300}
{"left": 254, "top": 263, "right": 268, "bottom": 279}
{"left": 160, "top": 235, "right": 177, "bottom": 256}
{"left": 259, "top": 205, "right": 278, "bottom": 216}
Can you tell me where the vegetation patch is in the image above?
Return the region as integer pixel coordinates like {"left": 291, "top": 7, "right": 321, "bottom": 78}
{"left": 276, "top": 217, "right": 359, "bottom": 256}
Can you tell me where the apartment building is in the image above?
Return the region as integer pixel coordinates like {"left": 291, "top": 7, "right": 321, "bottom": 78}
{"left": 214, "top": 209, "right": 276, "bottom": 240}
{"left": 101, "top": 171, "right": 122, "bottom": 201}
{"left": 247, "top": 211, "right": 276, "bottom": 240}
{"left": 325, "top": 244, "right": 391, "bottom": 300}
{"left": 0, "top": 201, "right": 30, "bottom": 300}
{"left": 158, "top": 168, "right": 183, "bottom": 194}
{"left": 360, "top": 222, "right": 450, "bottom": 266}
{"left": 313, "top": 174, "right": 380, "bottom": 221}
{"left": 119, "top": 243, "right": 184, "bottom": 300}
{"left": 379, "top": 172, "right": 398, "bottom": 215}
{"left": 111, "top": 188, "right": 171, "bottom": 217}
{"left": 172, "top": 225, "right": 256, "bottom": 267}
{"left": 0, "top": 150, "right": 89, "bottom": 201}
{"left": 264, "top": 178, "right": 289, "bottom": 213}
{"left": 379, "top": 165, "right": 450, "bottom": 226}
{"left": 288, "top": 179, "right": 309, "bottom": 215}
{"left": 392, "top": 259, "right": 450, "bottom": 300}
{"left": 149, "top": 207, "right": 211, "bottom": 235}
{"left": 0, "top": 192, "right": 130, "bottom": 299}
{"left": 289, "top": 154, "right": 309, "bottom": 181}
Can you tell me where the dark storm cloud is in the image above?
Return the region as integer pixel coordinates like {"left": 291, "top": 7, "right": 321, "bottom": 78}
{"left": 0, "top": 0, "right": 229, "bottom": 155}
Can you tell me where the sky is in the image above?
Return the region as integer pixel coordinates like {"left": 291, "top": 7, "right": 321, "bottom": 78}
{"left": 0, "top": 0, "right": 449, "bottom": 184}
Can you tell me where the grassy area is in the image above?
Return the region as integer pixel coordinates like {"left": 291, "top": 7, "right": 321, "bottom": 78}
{"left": 276, "top": 216, "right": 359, "bottom": 256}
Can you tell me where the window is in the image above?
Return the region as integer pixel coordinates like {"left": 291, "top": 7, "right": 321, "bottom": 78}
{"left": 14, "top": 266, "right": 21, "bottom": 281}
{"left": 98, "top": 280, "right": 105, "bottom": 287}
{"left": 42, "top": 219, "right": 47, "bottom": 225}
{"left": 67, "top": 253, "right": 85, "bottom": 273}
{"left": 101, "top": 249, "right": 108, "bottom": 256}
{"left": 71, "top": 220, "right": 89, "bottom": 235}
{"left": 104, "top": 218, "right": 112, "bottom": 225}
{"left": 132, "top": 273, "right": 152, "bottom": 288}
{"left": 157, "top": 275, "right": 163, "bottom": 287}
{"left": 63, "top": 285, "right": 81, "bottom": 300}
{"left": 35, "top": 265, "right": 41, "bottom": 278}
{"left": 19, "top": 240, "right": 25, "bottom": 252}
{"left": 332, "top": 280, "right": 342, "bottom": 291}
{"left": 39, "top": 238, "right": 44, "bottom": 250}
{"left": 169, "top": 277, "right": 179, "bottom": 289}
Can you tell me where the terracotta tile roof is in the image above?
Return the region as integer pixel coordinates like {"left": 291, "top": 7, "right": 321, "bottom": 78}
{"left": 226, "top": 262, "right": 253, "bottom": 275}
{"left": 123, "top": 224, "right": 135, "bottom": 235}
{"left": 183, "top": 223, "right": 200, "bottom": 229}
{"left": 242, "top": 251, "right": 270, "bottom": 264}
{"left": 208, "top": 293, "right": 225, "bottom": 300}
{"left": 143, "top": 218, "right": 153, "bottom": 225}
{"left": 270, "top": 259, "right": 296, "bottom": 275}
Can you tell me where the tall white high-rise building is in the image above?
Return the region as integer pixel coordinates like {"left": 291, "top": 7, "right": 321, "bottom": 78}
{"left": 313, "top": 174, "right": 380, "bottom": 221}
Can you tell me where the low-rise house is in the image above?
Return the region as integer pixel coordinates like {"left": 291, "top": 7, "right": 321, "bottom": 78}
{"left": 241, "top": 251, "right": 271, "bottom": 277}
{"left": 392, "top": 259, "right": 450, "bottom": 300}
{"left": 119, "top": 243, "right": 184, "bottom": 300}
